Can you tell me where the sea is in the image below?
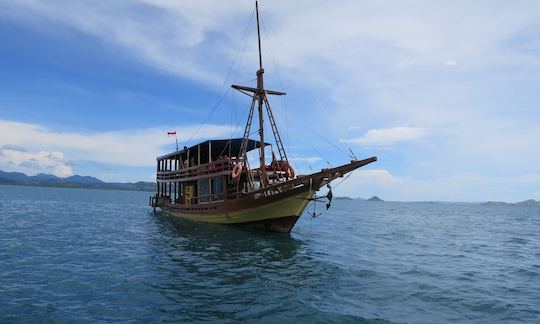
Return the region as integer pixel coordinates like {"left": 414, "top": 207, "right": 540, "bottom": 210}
{"left": 1, "top": 185, "right": 539, "bottom": 323}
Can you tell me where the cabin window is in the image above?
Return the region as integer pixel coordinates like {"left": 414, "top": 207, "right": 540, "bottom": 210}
{"left": 198, "top": 179, "right": 210, "bottom": 203}
{"left": 211, "top": 177, "right": 224, "bottom": 201}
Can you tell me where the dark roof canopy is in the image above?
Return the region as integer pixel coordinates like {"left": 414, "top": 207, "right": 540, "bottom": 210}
{"left": 157, "top": 138, "right": 270, "bottom": 161}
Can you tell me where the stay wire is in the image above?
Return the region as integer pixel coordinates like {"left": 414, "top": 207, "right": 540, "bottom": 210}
{"left": 217, "top": 101, "right": 252, "bottom": 160}
{"left": 220, "top": 6, "right": 255, "bottom": 157}
{"left": 231, "top": 9, "right": 255, "bottom": 87}
{"left": 184, "top": 8, "right": 255, "bottom": 148}
{"left": 308, "top": 142, "right": 333, "bottom": 168}
{"left": 266, "top": 21, "right": 354, "bottom": 161}
{"left": 260, "top": 15, "right": 300, "bottom": 171}
{"left": 332, "top": 170, "right": 355, "bottom": 190}
{"left": 266, "top": 22, "right": 330, "bottom": 115}
{"left": 310, "top": 129, "right": 350, "bottom": 158}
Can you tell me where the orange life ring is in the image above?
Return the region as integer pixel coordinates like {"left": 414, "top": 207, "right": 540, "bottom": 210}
{"left": 285, "top": 165, "right": 296, "bottom": 178}
{"left": 232, "top": 164, "right": 243, "bottom": 179}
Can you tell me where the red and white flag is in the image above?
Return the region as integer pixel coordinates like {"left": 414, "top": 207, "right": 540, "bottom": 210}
{"left": 167, "top": 131, "right": 176, "bottom": 136}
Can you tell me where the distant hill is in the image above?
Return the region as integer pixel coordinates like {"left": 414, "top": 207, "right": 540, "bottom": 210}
{"left": 367, "top": 196, "right": 384, "bottom": 202}
{"left": 483, "top": 199, "right": 540, "bottom": 207}
{"left": 334, "top": 196, "right": 354, "bottom": 201}
{"left": 515, "top": 199, "right": 540, "bottom": 207}
{"left": 0, "top": 170, "right": 154, "bottom": 192}
{"left": 484, "top": 201, "right": 512, "bottom": 206}
{"left": 64, "top": 175, "right": 104, "bottom": 184}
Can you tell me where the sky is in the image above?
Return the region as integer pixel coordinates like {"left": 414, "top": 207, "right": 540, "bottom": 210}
{"left": 0, "top": 0, "right": 539, "bottom": 202}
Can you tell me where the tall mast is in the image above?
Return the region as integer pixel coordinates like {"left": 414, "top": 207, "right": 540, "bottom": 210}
{"left": 256, "top": 1, "right": 263, "bottom": 70}
{"left": 255, "top": 0, "right": 268, "bottom": 187}
{"left": 231, "top": 1, "right": 288, "bottom": 191}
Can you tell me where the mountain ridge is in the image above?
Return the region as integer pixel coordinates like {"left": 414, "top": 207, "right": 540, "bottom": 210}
{"left": 0, "top": 170, "right": 154, "bottom": 192}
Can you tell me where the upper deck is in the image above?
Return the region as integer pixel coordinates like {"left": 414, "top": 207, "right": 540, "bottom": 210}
{"left": 157, "top": 138, "right": 266, "bottom": 162}
{"left": 156, "top": 138, "right": 269, "bottom": 183}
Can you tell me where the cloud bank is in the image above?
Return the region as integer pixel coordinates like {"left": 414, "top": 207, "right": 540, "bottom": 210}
{"left": 0, "top": 147, "right": 73, "bottom": 177}
{"left": 341, "top": 127, "right": 428, "bottom": 146}
{"left": 0, "top": 119, "right": 231, "bottom": 169}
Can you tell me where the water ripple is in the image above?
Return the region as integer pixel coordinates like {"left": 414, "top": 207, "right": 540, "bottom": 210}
{"left": 1, "top": 186, "right": 539, "bottom": 323}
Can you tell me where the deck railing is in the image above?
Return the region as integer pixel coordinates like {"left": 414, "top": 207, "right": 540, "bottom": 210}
{"left": 157, "top": 158, "right": 237, "bottom": 181}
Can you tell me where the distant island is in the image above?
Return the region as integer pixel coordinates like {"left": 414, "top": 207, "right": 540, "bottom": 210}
{"left": 333, "top": 196, "right": 384, "bottom": 201}
{"left": 484, "top": 199, "right": 540, "bottom": 208}
{"left": 334, "top": 196, "right": 355, "bottom": 201}
{"left": 0, "top": 170, "right": 154, "bottom": 192}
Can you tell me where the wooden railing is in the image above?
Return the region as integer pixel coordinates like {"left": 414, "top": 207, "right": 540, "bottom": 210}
{"left": 157, "top": 158, "right": 237, "bottom": 181}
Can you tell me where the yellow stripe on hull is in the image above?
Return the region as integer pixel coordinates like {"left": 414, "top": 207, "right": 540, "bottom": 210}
{"left": 165, "top": 190, "right": 313, "bottom": 225}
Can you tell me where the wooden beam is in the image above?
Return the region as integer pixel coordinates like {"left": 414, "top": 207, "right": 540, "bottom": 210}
{"left": 231, "top": 84, "right": 286, "bottom": 96}
{"left": 209, "top": 140, "right": 212, "bottom": 163}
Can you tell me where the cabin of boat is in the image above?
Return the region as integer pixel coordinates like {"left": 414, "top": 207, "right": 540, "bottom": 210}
{"left": 153, "top": 138, "right": 291, "bottom": 207}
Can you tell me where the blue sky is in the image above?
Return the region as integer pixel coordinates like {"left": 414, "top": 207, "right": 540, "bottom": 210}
{"left": 1, "top": 0, "right": 539, "bottom": 202}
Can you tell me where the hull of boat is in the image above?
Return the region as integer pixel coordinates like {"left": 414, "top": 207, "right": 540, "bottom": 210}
{"left": 163, "top": 189, "right": 313, "bottom": 233}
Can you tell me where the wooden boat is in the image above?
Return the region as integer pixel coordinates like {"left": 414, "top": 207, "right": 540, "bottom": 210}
{"left": 150, "top": 1, "right": 376, "bottom": 233}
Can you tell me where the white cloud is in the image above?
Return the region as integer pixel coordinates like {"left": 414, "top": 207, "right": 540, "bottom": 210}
{"left": 334, "top": 171, "right": 540, "bottom": 202}
{"left": 0, "top": 119, "right": 232, "bottom": 168}
{"left": 289, "top": 155, "right": 322, "bottom": 164}
{"left": 340, "top": 127, "right": 427, "bottom": 146}
{"left": 333, "top": 168, "right": 409, "bottom": 198}
{"left": 3, "top": 0, "right": 540, "bottom": 89}
{"left": 353, "top": 169, "right": 408, "bottom": 187}
{"left": 444, "top": 60, "right": 457, "bottom": 66}
{"left": 0, "top": 147, "right": 73, "bottom": 177}
{"left": 0, "top": 0, "right": 256, "bottom": 86}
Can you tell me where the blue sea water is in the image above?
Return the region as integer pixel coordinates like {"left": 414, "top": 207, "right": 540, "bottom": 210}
{"left": 0, "top": 185, "right": 539, "bottom": 323}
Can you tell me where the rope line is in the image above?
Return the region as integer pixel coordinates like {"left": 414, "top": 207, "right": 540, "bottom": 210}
{"left": 184, "top": 8, "right": 255, "bottom": 148}
{"left": 260, "top": 15, "right": 300, "bottom": 172}
{"left": 310, "top": 129, "right": 350, "bottom": 158}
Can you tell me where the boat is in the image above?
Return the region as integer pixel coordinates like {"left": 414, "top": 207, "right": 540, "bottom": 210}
{"left": 149, "top": 1, "right": 377, "bottom": 233}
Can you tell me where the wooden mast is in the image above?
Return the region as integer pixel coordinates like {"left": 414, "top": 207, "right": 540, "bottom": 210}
{"left": 232, "top": 1, "right": 287, "bottom": 190}
{"left": 256, "top": 1, "right": 263, "bottom": 71}
{"left": 255, "top": 0, "right": 268, "bottom": 188}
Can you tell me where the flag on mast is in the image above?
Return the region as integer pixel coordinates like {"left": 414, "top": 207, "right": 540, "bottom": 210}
{"left": 167, "top": 131, "right": 178, "bottom": 151}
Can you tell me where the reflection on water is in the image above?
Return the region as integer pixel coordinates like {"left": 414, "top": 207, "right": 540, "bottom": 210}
{"left": 151, "top": 211, "right": 304, "bottom": 259}
{"left": 146, "top": 212, "right": 350, "bottom": 322}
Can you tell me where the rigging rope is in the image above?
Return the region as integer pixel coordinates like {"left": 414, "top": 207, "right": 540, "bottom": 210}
{"left": 183, "top": 8, "right": 255, "bottom": 148}
{"left": 265, "top": 22, "right": 331, "bottom": 115}
{"left": 184, "top": 87, "right": 231, "bottom": 148}
{"left": 308, "top": 142, "right": 333, "bottom": 168}
{"left": 260, "top": 15, "right": 300, "bottom": 171}
{"left": 216, "top": 101, "right": 252, "bottom": 160}
{"left": 310, "top": 129, "right": 351, "bottom": 158}
{"left": 332, "top": 170, "right": 355, "bottom": 190}
{"left": 220, "top": 8, "right": 256, "bottom": 160}
{"left": 264, "top": 19, "right": 355, "bottom": 166}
